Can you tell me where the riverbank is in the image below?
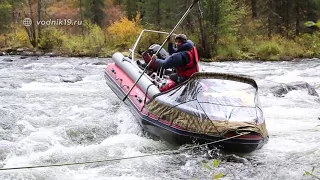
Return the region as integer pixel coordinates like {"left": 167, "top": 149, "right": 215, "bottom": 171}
{"left": 1, "top": 46, "right": 319, "bottom": 62}
{"left": 1, "top": 16, "right": 319, "bottom": 62}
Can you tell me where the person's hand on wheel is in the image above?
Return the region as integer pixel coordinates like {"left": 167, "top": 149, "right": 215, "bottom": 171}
{"left": 151, "top": 54, "right": 157, "bottom": 61}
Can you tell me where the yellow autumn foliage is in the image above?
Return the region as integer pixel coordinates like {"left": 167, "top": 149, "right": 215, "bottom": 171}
{"left": 3, "top": 27, "right": 31, "bottom": 48}
{"left": 106, "top": 13, "right": 142, "bottom": 49}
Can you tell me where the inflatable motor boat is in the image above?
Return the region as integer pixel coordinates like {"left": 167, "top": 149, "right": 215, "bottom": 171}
{"left": 104, "top": 29, "right": 269, "bottom": 153}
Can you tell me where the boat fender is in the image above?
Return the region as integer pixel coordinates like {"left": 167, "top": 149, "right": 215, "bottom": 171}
{"left": 160, "top": 79, "right": 176, "bottom": 92}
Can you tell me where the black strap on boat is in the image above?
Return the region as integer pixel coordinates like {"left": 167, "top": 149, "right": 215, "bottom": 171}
{"left": 122, "top": 0, "right": 200, "bottom": 102}
{"left": 141, "top": 84, "right": 153, "bottom": 111}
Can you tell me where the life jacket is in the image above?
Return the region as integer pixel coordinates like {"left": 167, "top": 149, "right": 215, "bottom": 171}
{"left": 176, "top": 46, "right": 199, "bottom": 78}
{"left": 160, "top": 78, "right": 176, "bottom": 92}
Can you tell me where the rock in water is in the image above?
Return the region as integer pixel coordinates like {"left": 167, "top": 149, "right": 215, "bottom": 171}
{"left": 30, "top": 57, "right": 39, "bottom": 61}
{"left": 92, "top": 61, "right": 108, "bottom": 65}
{"left": 60, "top": 75, "right": 83, "bottom": 83}
{"left": 271, "top": 81, "right": 319, "bottom": 97}
{"left": 2, "top": 58, "right": 13, "bottom": 62}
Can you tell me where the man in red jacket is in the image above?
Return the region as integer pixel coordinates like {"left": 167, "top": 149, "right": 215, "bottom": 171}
{"left": 152, "top": 34, "right": 199, "bottom": 92}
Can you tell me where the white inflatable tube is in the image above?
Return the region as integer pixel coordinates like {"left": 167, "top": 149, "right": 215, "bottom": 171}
{"left": 112, "top": 52, "right": 161, "bottom": 97}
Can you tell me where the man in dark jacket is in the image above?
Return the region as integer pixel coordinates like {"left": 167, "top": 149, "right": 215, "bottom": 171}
{"left": 151, "top": 34, "right": 199, "bottom": 91}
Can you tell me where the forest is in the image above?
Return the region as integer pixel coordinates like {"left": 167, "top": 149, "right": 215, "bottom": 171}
{"left": 0, "top": 0, "right": 319, "bottom": 61}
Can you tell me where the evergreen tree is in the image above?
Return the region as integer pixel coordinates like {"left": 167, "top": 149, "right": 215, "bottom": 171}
{"left": 0, "top": 0, "right": 12, "bottom": 34}
{"left": 83, "top": 0, "right": 106, "bottom": 27}
{"left": 201, "top": 0, "right": 238, "bottom": 55}
{"left": 121, "top": 0, "right": 141, "bottom": 20}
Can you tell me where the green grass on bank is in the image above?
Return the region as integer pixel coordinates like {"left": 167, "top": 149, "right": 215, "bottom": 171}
{"left": 212, "top": 33, "right": 320, "bottom": 61}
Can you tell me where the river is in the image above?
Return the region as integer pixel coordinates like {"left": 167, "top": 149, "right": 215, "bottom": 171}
{"left": 0, "top": 56, "right": 319, "bottom": 180}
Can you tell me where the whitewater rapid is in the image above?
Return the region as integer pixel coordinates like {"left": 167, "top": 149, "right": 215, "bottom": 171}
{"left": 0, "top": 56, "right": 319, "bottom": 180}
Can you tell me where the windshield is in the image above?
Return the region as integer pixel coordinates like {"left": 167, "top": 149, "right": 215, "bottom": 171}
{"left": 146, "top": 73, "right": 264, "bottom": 124}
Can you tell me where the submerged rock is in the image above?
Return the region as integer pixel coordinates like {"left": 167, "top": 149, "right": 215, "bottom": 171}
{"left": 2, "top": 58, "right": 13, "bottom": 62}
{"left": 60, "top": 75, "right": 83, "bottom": 83}
{"left": 271, "top": 81, "right": 319, "bottom": 97}
{"left": 30, "top": 57, "right": 39, "bottom": 61}
{"left": 92, "top": 61, "right": 108, "bottom": 65}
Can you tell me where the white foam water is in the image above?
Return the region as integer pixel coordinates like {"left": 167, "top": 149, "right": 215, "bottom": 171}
{"left": 0, "top": 56, "right": 319, "bottom": 180}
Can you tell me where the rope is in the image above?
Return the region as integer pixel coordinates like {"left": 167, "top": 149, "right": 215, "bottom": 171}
{"left": 0, "top": 132, "right": 249, "bottom": 171}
